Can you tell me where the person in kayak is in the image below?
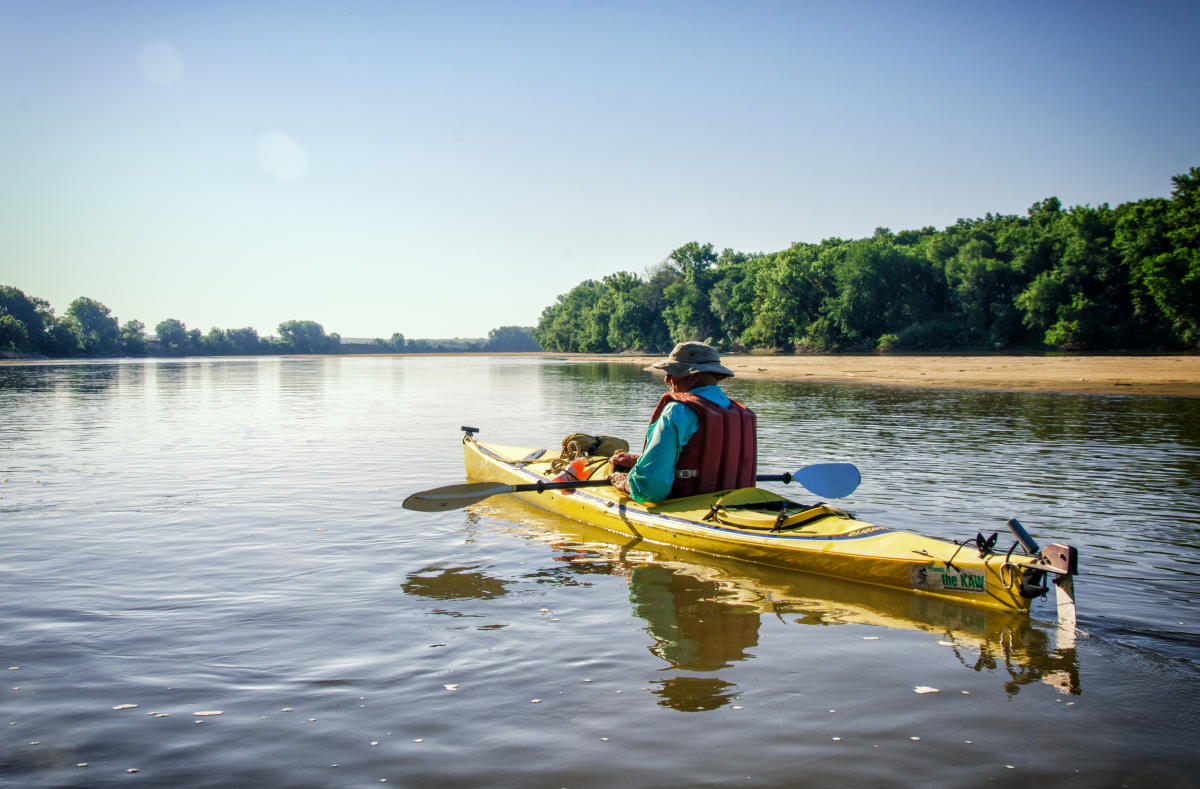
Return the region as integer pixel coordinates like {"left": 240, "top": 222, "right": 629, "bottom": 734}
{"left": 608, "top": 341, "right": 756, "bottom": 503}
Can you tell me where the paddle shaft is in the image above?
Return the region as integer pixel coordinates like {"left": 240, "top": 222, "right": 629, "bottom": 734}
{"left": 508, "top": 469, "right": 849, "bottom": 493}
{"left": 403, "top": 462, "right": 861, "bottom": 511}
{"left": 511, "top": 478, "right": 613, "bottom": 493}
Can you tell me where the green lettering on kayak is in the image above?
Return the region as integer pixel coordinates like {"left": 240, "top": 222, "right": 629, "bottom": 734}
{"left": 909, "top": 564, "right": 987, "bottom": 594}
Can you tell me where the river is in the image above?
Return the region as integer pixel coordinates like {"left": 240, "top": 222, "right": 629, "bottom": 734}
{"left": 2, "top": 356, "right": 1197, "bottom": 787}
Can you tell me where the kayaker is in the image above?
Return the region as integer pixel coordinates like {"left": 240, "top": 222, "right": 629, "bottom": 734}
{"left": 608, "top": 341, "right": 756, "bottom": 503}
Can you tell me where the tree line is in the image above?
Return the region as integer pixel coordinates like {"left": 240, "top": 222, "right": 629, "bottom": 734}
{"left": 0, "top": 291, "right": 540, "bottom": 358}
{"left": 534, "top": 166, "right": 1199, "bottom": 353}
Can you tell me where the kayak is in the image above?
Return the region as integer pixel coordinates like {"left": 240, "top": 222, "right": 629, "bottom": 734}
{"left": 472, "top": 489, "right": 1080, "bottom": 694}
{"left": 457, "top": 429, "right": 1078, "bottom": 616}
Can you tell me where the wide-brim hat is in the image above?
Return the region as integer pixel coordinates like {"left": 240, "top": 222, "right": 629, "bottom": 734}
{"left": 649, "top": 341, "right": 734, "bottom": 379}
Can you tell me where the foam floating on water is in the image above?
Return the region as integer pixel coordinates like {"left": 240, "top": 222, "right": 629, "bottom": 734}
{"left": 914, "top": 686, "right": 940, "bottom": 694}
{"left": 443, "top": 684, "right": 458, "bottom": 691}
{"left": 112, "top": 704, "right": 138, "bottom": 710}
{"left": 193, "top": 711, "right": 222, "bottom": 716}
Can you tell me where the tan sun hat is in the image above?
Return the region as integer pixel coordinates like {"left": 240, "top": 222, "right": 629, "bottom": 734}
{"left": 649, "top": 342, "right": 734, "bottom": 379}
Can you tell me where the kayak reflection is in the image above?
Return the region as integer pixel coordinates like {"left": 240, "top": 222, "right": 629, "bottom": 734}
{"left": 467, "top": 492, "right": 1081, "bottom": 704}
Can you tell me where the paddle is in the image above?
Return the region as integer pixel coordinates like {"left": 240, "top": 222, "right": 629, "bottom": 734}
{"left": 402, "top": 462, "right": 861, "bottom": 512}
{"left": 403, "top": 478, "right": 612, "bottom": 512}
{"left": 757, "top": 462, "right": 861, "bottom": 499}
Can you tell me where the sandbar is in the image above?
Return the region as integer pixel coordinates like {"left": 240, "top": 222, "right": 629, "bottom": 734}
{"left": 585, "top": 353, "right": 1200, "bottom": 398}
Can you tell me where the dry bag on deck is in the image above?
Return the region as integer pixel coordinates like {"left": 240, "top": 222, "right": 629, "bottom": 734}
{"left": 549, "top": 432, "right": 630, "bottom": 474}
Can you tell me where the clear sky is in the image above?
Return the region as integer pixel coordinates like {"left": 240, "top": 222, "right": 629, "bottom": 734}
{"left": 3, "top": 1, "right": 1198, "bottom": 339}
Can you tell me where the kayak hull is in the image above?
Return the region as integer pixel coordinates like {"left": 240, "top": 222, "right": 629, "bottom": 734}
{"left": 463, "top": 436, "right": 1054, "bottom": 612}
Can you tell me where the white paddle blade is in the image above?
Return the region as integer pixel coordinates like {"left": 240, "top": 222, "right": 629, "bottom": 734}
{"left": 793, "top": 463, "right": 861, "bottom": 498}
{"left": 402, "top": 482, "right": 514, "bottom": 512}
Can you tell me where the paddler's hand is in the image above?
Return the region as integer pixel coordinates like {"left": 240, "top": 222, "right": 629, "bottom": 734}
{"left": 609, "top": 451, "right": 638, "bottom": 470}
{"left": 608, "top": 472, "right": 630, "bottom": 493}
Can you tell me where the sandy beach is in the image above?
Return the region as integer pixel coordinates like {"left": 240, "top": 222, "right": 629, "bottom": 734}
{"left": 588, "top": 353, "right": 1200, "bottom": 398}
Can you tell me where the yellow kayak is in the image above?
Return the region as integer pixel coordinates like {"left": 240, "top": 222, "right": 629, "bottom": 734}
{"left": 458, "top": 430, "right": 1078, "bottom": 615}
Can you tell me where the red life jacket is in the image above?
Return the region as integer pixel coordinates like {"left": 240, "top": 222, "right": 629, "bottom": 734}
{"left": 647, "top": 392, "right": 757, "bottom": 499}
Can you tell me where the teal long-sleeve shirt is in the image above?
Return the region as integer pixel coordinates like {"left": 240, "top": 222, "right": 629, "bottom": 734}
{"left": 626, "top": 384, "right": 731, "bottom": 503}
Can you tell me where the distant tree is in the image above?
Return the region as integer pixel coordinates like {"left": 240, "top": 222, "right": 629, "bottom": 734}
{"left": 661, "top": 242, "right": 720, "bottom": 342}
{"left": 533, "top": 279, "right": 608, "bottom": 352}
{"left": 204, "top": 328, "right": 233, "bottom": 355}
{"left": 119, "top": 320, "right": 147, "bottom": 356}
{"left": 277, "top": 319, "right": 335, "bottom": 353}
{"left": 389, "top": 332, "right": 405, "bottom": 351}
{"left": 599, "top": 271, "right": 662, "bottom": 351}
{"left": 1124, "top": 167, "right": 1200, "bottom": 344}
{"left": 227, "top": 327, "right": 262, "bottom": 354}
{"left": 45, "top": 315, "right": 84, "bottom": 355}
{"left": 0, "top": 285, "right": 54, "bottom": 352}
{"left": 155, "top": 318, "right": 189, "bottom": 355}
{"left": 484, "top": 326, "right": 541, "bottom": 351}
{"left": 67, "top": 297, "right": 120, "bottom": 355}
{"left": 0, "top": 313, "right": 29, "bottom": 351}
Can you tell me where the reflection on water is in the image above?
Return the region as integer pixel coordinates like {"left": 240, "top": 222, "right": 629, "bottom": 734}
{"left": 650, "top": 677, "right": 738, "bottom": 712}
{"left": 473, "top": 492, "right": 1082, "bottom": 702}
{"left": 403, "top": 564, "right": 511, "bottom": 600}
{"left": 630, "top": 565, "right": 760, "bottom": 672}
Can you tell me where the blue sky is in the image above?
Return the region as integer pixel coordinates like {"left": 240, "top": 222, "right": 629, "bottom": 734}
{"left": 3, "top": 1, "right": 1198, "bottom": 339}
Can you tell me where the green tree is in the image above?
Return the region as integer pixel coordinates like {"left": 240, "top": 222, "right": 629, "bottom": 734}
{"left": 155, "top": 318, "right": 189, "bottom": 355}
{"left": 740, "top": 243, "right": 833, "bottom": 349}
{"left": 45, "top": 315, "right": 84, "bottom": 355}
{"left": 0, "top": 313, "right": 29, "bottom": 351}
{"left": 661, "top": 242, "right": 719, "bottom": 342}
{"left": 227, "top": 327, "right": 262, "bottom": 354}
{"left": 277, "top": 319, "right": 335, "bottom": 353}
{"left": 119, "top": 320, "right": 147, "bottom": 356}
{"left": 0, "top": 285, "right": 54, "bottom": 352}
{"left": 819, "top": 234, "right": 941, "bottom": 348}
{"left": 1014, "top": 204, "right": 1140, "bottom": 349}
{"left": 484, "top": 326, "right": 541, "bottom": 351}
{"left": 203, "top": 328, "right": 233, "bottom": 355}
{"left": 533, "top": 279, "right": 607, "bottom": 352}
{"left": 66, "top": 297, "right": 120, "bottom": 355}
{"left": 597, "top": 271, "right": 662, "bottom": 351}
{"left": 1124, "top": 168, "right": 1200, "bottom": 344}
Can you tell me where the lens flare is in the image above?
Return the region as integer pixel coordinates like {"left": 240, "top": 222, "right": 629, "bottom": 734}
{"left": 257, "top": 132, "right": 309, "bottom": 182}
{"left": 139, "top": 42, "right": 183, "bottom": 85}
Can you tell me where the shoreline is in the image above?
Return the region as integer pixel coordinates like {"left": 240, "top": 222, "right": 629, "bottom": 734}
{"left": 4, "top": 352, "right": 1198, "bottom": 397}
{"left": 583, "top": 353, "right": 1200, "bottom": 398}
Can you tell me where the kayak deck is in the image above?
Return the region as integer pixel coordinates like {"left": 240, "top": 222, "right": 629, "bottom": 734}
{"left": 462, "top": 435, "right": 1074, "bottom": 613}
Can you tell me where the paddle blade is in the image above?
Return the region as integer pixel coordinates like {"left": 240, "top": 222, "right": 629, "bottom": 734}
{"left": 402, "top": 481, "right": 514, "bottom": 512}
{"left": 791, "top": 463, "right": 861, "bottom": 498}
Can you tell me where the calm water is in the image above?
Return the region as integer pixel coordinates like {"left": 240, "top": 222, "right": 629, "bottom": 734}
{"left": 2, "top": 356, "right": 1198, "bottom": 788}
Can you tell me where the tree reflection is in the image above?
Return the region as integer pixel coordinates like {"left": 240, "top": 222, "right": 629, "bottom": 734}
{"left": 402, "top": 564, "right": 510, "bottom": 600}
